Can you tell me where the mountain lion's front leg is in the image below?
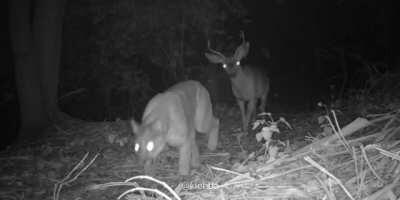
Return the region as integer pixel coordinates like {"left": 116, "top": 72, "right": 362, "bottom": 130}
{"left": 207, "top": 117, "right": 219, "bottom": 151}
{"left": 178, "top": 138, "right": 192, "bottom": 175}
{"left": 144, "top": 159, "right": 155, "bottom": 176}
{"left": 190, "top": 133, "right": 200, "bottom": 168}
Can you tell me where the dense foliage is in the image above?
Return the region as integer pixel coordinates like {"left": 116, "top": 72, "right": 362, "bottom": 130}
{"left": 62, "top": 0, "right": 247, "bottom": 120}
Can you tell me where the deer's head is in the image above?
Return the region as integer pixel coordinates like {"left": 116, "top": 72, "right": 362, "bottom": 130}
{"left": 205, "top": 32, "right": 250, "bottom": 77}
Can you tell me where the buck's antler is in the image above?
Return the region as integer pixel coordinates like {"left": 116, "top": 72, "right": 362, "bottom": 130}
{"left": 240, "top": 30, "right": 246, "bottom": 46}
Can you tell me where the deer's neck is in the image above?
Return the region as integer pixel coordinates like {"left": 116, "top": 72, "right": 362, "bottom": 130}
{"left": 229, "top": 67, "right": 252, "bottom": 96}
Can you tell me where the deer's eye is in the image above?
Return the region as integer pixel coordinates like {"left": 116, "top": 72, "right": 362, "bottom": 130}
{"left": 134, "top": 143, "right": 140, "bottom": 152}
{"left": 146, "top": 141, "right": 154, "bottom": 152}
{"left": 222, "top": 64, "right": 227, "bottom": 69}
{"left": 235, "top": 61, "right": 240, "bottom": 66}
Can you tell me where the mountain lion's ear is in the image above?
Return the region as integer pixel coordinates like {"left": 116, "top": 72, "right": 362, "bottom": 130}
{"left": 130, "top": 119, "right": 140, "bottom": 134}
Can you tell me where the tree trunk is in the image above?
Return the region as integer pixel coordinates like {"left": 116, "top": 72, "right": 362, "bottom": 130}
{"left": 8, "top": 0, "right": 66, "bottom": 141}
{"left": 34, "top": 0, "right": 66, "bottom": 122}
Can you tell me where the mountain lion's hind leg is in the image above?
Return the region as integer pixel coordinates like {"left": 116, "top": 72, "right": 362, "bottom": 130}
{"left": 194, "top": 88, "right": 219, "bottom": 151}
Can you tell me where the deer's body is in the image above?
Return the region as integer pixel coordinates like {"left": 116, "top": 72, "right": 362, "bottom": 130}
{"left": 230, "top": 65, "right": 268, "bottom": 101}
{"left": 230, "top": 65, "right": 269, "bottom": 133}
{"left": 205, "top": 32, "right": 270, "bottom": 133}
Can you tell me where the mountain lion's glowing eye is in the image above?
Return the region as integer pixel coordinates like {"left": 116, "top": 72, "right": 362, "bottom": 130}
{"left": 236, "top": 61, "right": 240, "bottom": 66}
{"left": 134, "top": 143, "right": 140, "bottom": 152}
{"left": 146, "top": 141, "right": 154, "bottom": 151}
{"left": 222, "top": 64, "right": 227, "bottom": 69}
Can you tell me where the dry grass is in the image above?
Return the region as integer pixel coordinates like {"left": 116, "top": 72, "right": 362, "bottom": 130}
{"left": 1, "top": 106, "right": 399, "bottom": 200}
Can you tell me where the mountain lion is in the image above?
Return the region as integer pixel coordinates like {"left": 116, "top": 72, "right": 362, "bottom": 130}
{"left": 131, "top": 80, "right": 219, "bottom": 176}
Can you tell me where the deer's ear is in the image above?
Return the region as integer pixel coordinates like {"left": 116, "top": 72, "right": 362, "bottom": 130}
{"left": 205, "top": 52, "right": 225, "bottom": 64}
{"left": 153, "top": 120, "right": 163, "bottom": 132}
{"left": 234, "top": 42, "right": 250, "bottom": 61}
{"left": 130, "top": 119, "right": 140, "bottom": 134}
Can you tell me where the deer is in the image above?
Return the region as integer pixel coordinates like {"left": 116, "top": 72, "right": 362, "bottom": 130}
{"left": 205, "top": 32, "right": 270, "bottom": 134}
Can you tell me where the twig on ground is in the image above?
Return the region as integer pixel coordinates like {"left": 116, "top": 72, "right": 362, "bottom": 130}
{"left": 124, "top": 175, "right": 181, "bottom": 200}
{"left": 53, "top": 152, "right": 99, "bottom": 200}
{"left": 304, "top": 156, "right": 355, "bottom": 200}
{"left": 360, "top": 144, "right": 384, "bottom": 183}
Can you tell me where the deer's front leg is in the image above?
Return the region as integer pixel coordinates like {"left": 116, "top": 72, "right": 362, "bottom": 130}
{"left": 246, "top": 99, "right": 256, "bottom": 131}
{"left": 259, "top": 93, "right": 268, "bottom": 113}
{"left": 237, "top": 99, "right": 247, "bottom": 132}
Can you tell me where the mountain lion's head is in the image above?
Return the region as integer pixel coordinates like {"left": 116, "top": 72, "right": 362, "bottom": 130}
{"left": 130, "top": 119, "right": 167, "bottom": 163}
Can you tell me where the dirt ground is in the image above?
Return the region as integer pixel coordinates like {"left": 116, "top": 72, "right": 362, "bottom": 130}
{"left": 0, "top": 103, "right": 398, "bottom": 200}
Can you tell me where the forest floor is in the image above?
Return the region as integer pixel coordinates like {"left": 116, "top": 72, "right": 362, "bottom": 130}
{"left": 0, "top": 103, "right": 399, "bottom": 200}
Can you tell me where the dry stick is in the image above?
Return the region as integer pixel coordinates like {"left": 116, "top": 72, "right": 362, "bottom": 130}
{"left": 376, "top": 120, "right": 397, "bottom": 142}
{"left": 214, "top": 165, "right": 312, "bottom": 190}
{"left": 304, "top": 156, "right": 355, "bottom": 200}
{"left": 208, "top": 167, "right": 254, "bottom": 193}
{"left": 209, "top": 165, "right": 253, "bottom": 178}
{"left": 380, "top": 113, "right": 398, "bottom": 133}
{"left": 124, "top": 175, "right": 181, "bottom": 200}
{"left": 87, "top": 182, "right": 139, "bottom": 190}
{"left": 332, "top": 111, "right": 353, "bottom": 153}
{"left": 365, "top": 145, "right": 400, "bottom": 161}
{"left": 331, "top": 154, "right": 384, "bottom": 178}
{"left": 368, "top": 112, "right": 396, "bottom": 126}
{"left": 382, "top": 126, "right": 400, "bottom": 143}
{"left": 259, "top": 165, "right": 313, "bottom": 181}
{"left": 326, "top": 113, "right": 351, "bottom": 155}
{"left": 211, "top": 170, "right": 254, "bottom": 186}
{"left": 63, "top": 154, "right": 99, "bottom": 185}
{"left": 256, "top": 153, "right": 301, "bottom": 172}
{"left": 322, "top": 130, "right": 390, "bottom": 154}
{"left": 347, "top": 132, "right": 382, "bottom": 145}
{"left": 118, "top": 187, "right": 172, "bottom": 200}
{"left": 323, "top": 148, "right": 357, "bottom": 158}
{"left": 178, "top": 191, "right": 207, "bottom": 200}
{"left": 293, "top": 117, "right": 371, "bottom": 155}
{"left": 355, "top": 150, "right": 368, "bottom": 199}
{"left": 352, "top": 146, "right": 361, "bottom": 197}
{"left": 359, "top": 149, "right": 366, "bottom": 198}
{"left": 53, "top": 153, "right": 88, "bottom": 200}
{"left": 387, "top": 140, "right": 400, "bottom": 149}
{"left": 214, "top": 178, "right": 254, "bottom": 190}
{"left": 200, "top": 152, "right": 230, "bottom": 157}
{"left": 360, "top": 145, "right": 384, "bottom": 183}
{"left": 360, "top": 151, "right": 368, "bottom": 197}
{"left": 255, "top": 151, "right": 305, "bottom": 172}
{"left": 364, "top": 165, "right": 400, "bottom": 200}
{"left": 53, "top": 153, "right": 99, "bottom": 200}
{"left": 345, "top": 170, "right": 367, "bottom": 188}
{"left": 314, "top": 175, "right": 335, "bottom": 200}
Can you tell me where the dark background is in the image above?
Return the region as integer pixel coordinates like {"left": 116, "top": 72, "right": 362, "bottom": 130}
{"left": 1, "top": 0, "right": 398, "bottom": 148}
